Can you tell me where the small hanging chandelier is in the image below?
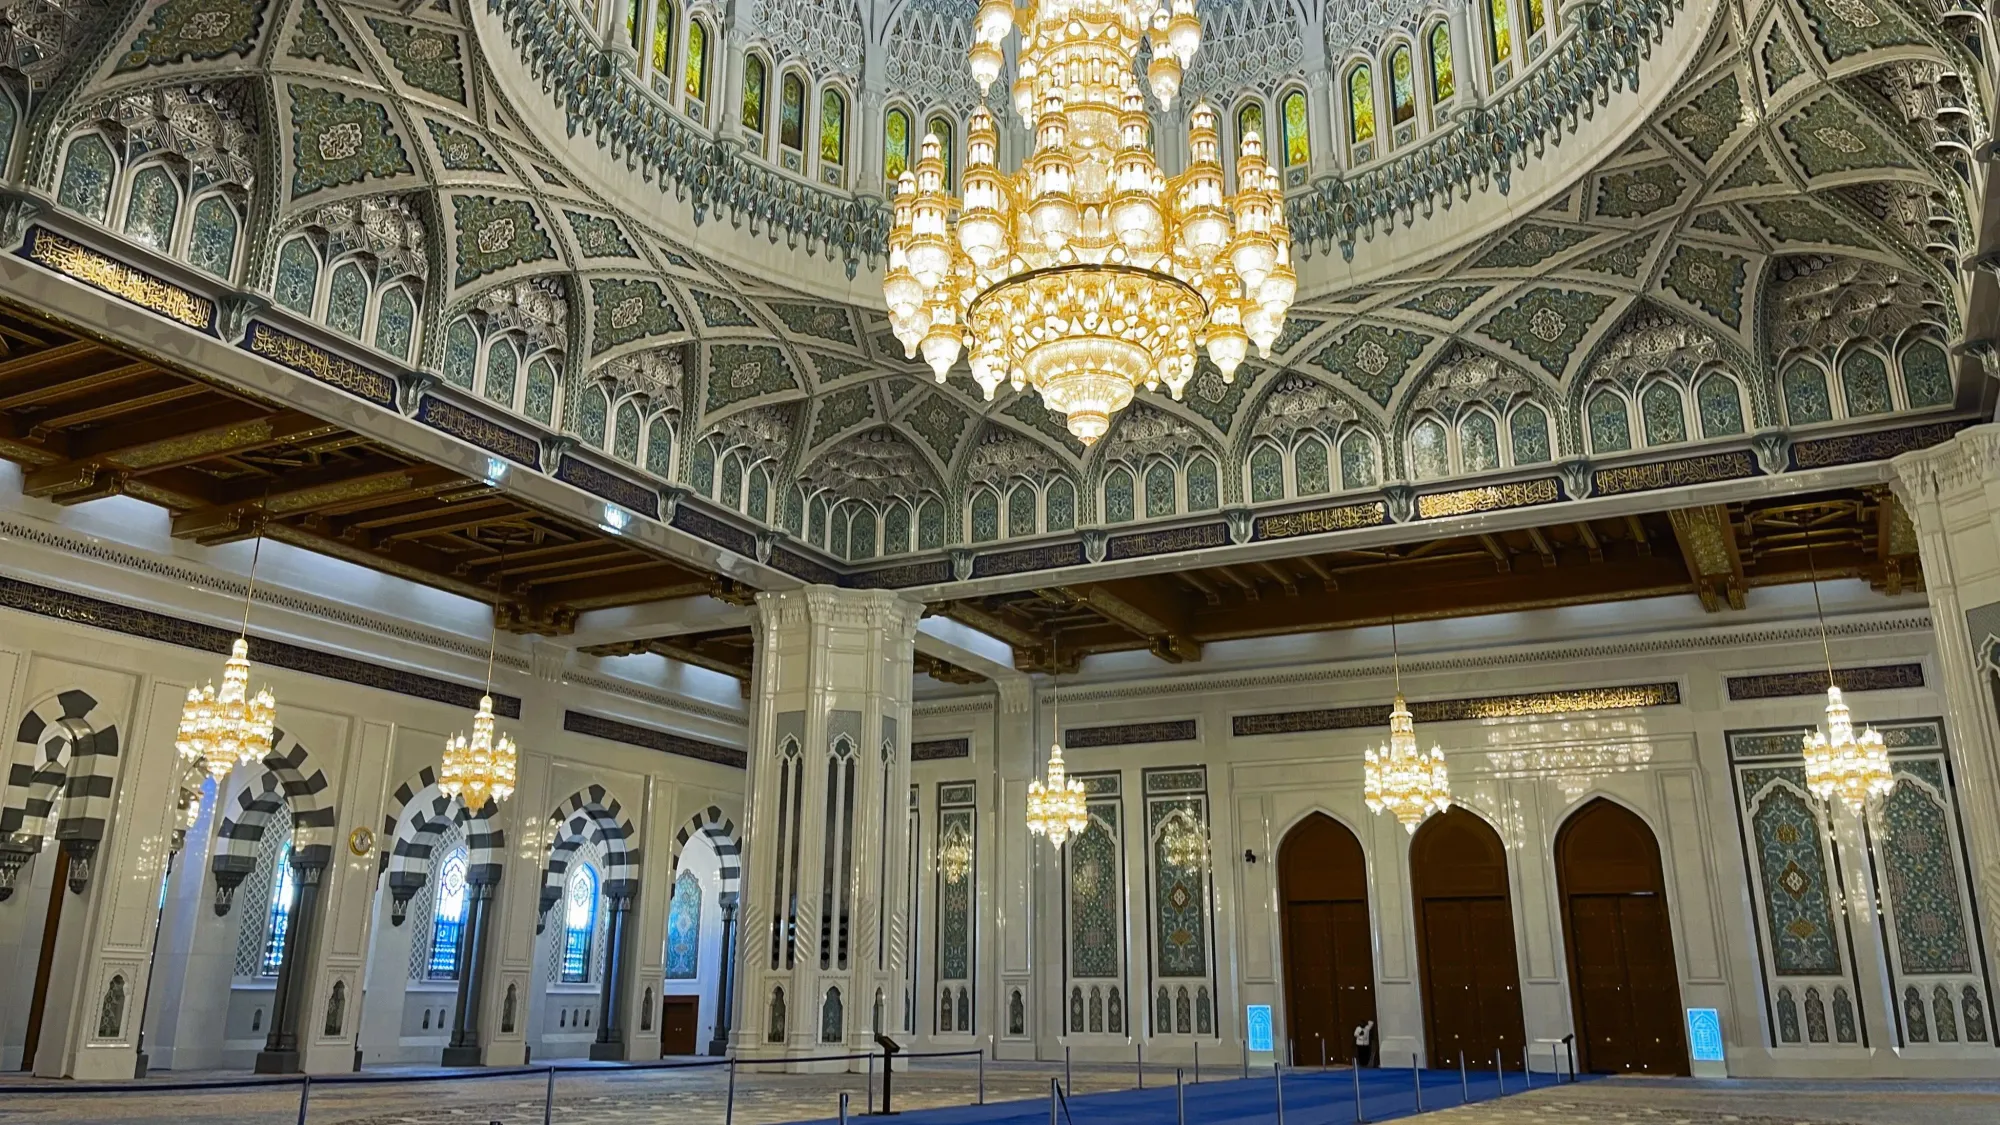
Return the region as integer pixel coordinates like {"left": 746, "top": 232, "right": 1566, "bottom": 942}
{"left": 440, "top": 588, "right": 519, "bottom": 811}
{"left": 1159, "top": 808, "right": 1208, "bottom": 872}
{"left": 938, "top": 819, "right": 974, "bottom": 885}
{"left": 1363, "top": 619, "right": 1451, "bottom": 833}
{"left": 1026, "top": 632, "right": 1090, "bottom": 848}
{"left": 1799, "top": 537, "right": 1893, "bottom": 814}
{"left": 176, "top": 531, "right": 277, "bottom": 782}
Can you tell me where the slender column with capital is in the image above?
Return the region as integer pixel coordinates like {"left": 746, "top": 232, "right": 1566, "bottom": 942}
{"left": 442, "top": 881, "right": 497, "bottom": 1066}
{"left": 254, "top": 860, "right": 326, "bottom": 1074}
{"left": 591, "top": 893, "right": 636, "bottom": 1059}
{"left": 708, "top": 897, "right": 738, "bottom": 1054}
{"left": 735, "top": 587, "right": 921, "bottom": 1059}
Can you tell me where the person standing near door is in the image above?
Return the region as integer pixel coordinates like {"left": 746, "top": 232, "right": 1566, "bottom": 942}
{"left": 1353, "top": 1020, "right": 1376, "bottom": 1067}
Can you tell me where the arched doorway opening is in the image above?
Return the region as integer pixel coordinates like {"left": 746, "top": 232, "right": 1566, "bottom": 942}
{"left": 1278, "top": 813, "right": 1374, "bottom": 1066}
{"left": 1554, "top": 799, "right": 1688, "bottom": 1075}
{"left": 1410, "top": 807, "right": 1525, "bottom": 1070}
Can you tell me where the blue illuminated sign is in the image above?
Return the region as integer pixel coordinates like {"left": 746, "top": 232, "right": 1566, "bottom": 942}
{"left": 1686, "top": 1007, "right": 1723, "bottom": 1063}
{"left": 1246, "top": 1004, "right": 1273, "bottom": 1053}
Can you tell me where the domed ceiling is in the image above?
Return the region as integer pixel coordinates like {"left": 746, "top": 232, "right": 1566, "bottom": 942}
{"left": 4, "top": 0, "right": 1987, "bottom": 579}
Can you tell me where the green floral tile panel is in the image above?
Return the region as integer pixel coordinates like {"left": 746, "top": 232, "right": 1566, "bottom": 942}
{"left": 1746, "top": 775, "right": 1842, "bottom": 975}
{"left": 1295, "top": 436, "right": 1330, "bottom": 494}
{"left": 273, "top": 237, "right": 320, "bottom": 314}
{"left": 1839, "top": 350, "right": 1893, "bottom": 416}
{"left": 1144, "top": 460, "right": 1177, "bottom": 517}
{"left": 116, "top": 0, "right": 268, "bottom": 74}
{"left": 1310, "top": 323, "right": 1433, "bottom": 406}
{"left": 1640, "top": 381, "right": 1687, "bottom": 445}
{"left": 1067, "top": 812, "right": 1121, "bottom": 978}
{"left": 906, "top": 391, "right": 970, "bottom": 462}
{"left": 1576, "top": 234, "right": 1656, "bottom": 279}
{"left": 326, "top": 262, "right": 368, "bottom": 338}
{"left": 483, "top": 340, "right": 517, "bottom": 406}
{"left": 450, "top": 196, "right": 556, "bottom": 285}
{"left": 703, "top": 343, "right": 798, "bottom": 410}
{"left": 373, "top": 284, "right": 416, "bottom": 360}
{"left": 426, "top": 119, "right": 501, "bottom": 172}
{"left": 571, "top": 384, "right": 608, "bottom": 447}
{"left": 1186, "top": 456, "right": 1218, "bottom": 511}
{"left": 367, "top": 18, "right": 467, "bottom": 103}
{"left": 442, "top": 318, "right": 478, "bottom": 387}
{"left": 1470, "top": 223, "right": 1593, "bottom": 269}
{"left": 563, "top": 210, "right": 638, "bottom": 259}
{"left": 917, "top": 497, "right": 946, "bottom": 548}
{"left": 882, "top": 503, "right": 910, "bottom": 552}
{"left": 692, "top": 288, "right": 757, "bottom": 329}
{"left": 1746, "top": 200, "right": 1873, "bottom": 248}
{"left": 1103, "top": 466, "right": 1135, "bottom": 523}
{"left": 1509, "top": 403, "right": 1552, "bottom": 462}
{"left": 1781, "top": 97, "right": 1911, "bottom": 178}
{"left": 1339, "top": 431, "right": 1378, "bottom": 488}
{"left": 1460, "top": 411, "right": 1500, "bottom": 470}
{"left": 1595, "top": 165, "right": 1686, "bottom": 219}
{"left": 288, "top": 85, "right": 413, "bottom": 199}
{"left": 1046, "top": 478, "right": 1077, "bottom": 531}
{"left": 591, "top": 278, "right": 687, "bottom": 356}
{"left": 1697, "top": 372, "right": 1746, "bottom": 436}
{"left": 187, "top": 194, "right": 239, "bottom": 278}
{"left": 646, "top": 417, "right": 674, "bottom": 477}
{"left": 1181, "top": 359, "right": 1253, "bottom": 434}
{"left": 769, "top": 301, "right": 859, "bottom": 346}
{"left": 1662, "top": 74, "right": 1742, "bottom": 164}
{"left": 122, "top": 165, "right": 180, "bottom": 251}
{"left": 1661, "top": 245, "right": 1748, "bottom": 330}
{"left": 1398, "top": 285, "right": 1493, "bottom": 320}
{"left": 1717, "top": 145, "right": 1783, "bottom": 192}
{"left": 1762, "top": 24, "right": 1806, "bottom": 93}
{"left": 290, "top": 0, "right": 358, "bottom": 69}
{"left": 57, "top": 135, "right": 115, "bottom": 221}
{"left": 1248, "top": 443, "right": 1283, "bottom": 501}
{"left": 1794, "top": 0, "right": 1928, "bottom": 62}
{"left": 1008, "top": 484, "right": 1036, "bottom": 536}
{"left": 1587, "top": 388, "right": 1632, "bottom": 452}
{"left": 1478, "top": 288, "right": 1617, "bottom": 377}
{"left": 1150, "top": 797, "right": 1209, "bottom": 978}
{"left": 970, "top": 489, "right": 999, "bottom": 542}
{"left": 809, "top": 385, "right": 875, "bottom": 447}
{"left": 1783, "top": 361, "right": 1834, "bottom": 424}
{"left": 1900, "top": 340, "right": 1953, "bottom": 407}
{"left": 1880, "top": 769, "right": 1973, "bottom": 975}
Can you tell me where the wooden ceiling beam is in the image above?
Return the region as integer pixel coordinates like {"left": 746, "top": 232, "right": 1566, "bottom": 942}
{"left": 1624, "top": 514, "right": 1652, "bottom": 556}
{"left": 532, "top": 574, "right": 713, "bottom": 612}
{"left": 1667, "top": 505, "right": 1747, "bottom": 612}
{"left": 1177, "top": 569, "right": 1225, "bottom": 605}
{"left": 0, "top": 359, "right": 160, "bottom": 412}
{"left": 28, "top": 383, "right": 207, "bottom": 436}
{"left": 1524, "top": 526, "right": 1559, "bottom": 567}
{"left": 1478, "top": 533, "right": 1512, "bottom": 573}
{"left": 1295, "top": 555, "right": 1339, "bottom": 589}
{"left": 1575, "top": 521, "right": 1604, "bottom": 562}
{"left": 1256, "top": 561, "right": 1300, "bottom": 596}
{"left": 1059, "top": 578, "right": 1202, "bottom": 663}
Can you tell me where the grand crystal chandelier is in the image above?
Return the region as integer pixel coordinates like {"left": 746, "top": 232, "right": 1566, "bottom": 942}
{"left": 177, "top": 535, "right": 277, "bottom": 783}
{"left": 884, "top": 0, "right": 1294, "bottom": 444}
{"left": 1027, "top": 741, "right": 1090, "bottom": 847}
{"left": 1799, "top": 540, "right": 1892, "bottom": 815}
{"left": 1363, "top": 621, "right": 1450, "bottom": 833}
{"left": 440, "top": 598, "right": 519, "bottom": 810}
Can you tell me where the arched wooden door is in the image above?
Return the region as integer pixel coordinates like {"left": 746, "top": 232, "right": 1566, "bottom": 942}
{"left": 1410, "top": 807, "right": 1526, "bottom": 1070}
{"left": 1279, "top": 813, "right": 1375, "bottom": 1066}
{"left": 1555, "top": 799, "right": 1688, "bottom": 1075}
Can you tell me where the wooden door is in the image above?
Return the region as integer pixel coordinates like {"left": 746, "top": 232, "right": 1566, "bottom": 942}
{"left": 21, "top": 848, "right": 70, "bottom": 1071}
{"left": 1555, "top": 800, "right": 1688, "bottom": 1075}
{"left": 661, "top": 996, "right": 700, "bottom": 1056}
{"left": 1279, "top": 814, "right": 1375, "bottom": 1064}
{"left": 1410, "top": 808, "right": 1526, "bottom": 1070}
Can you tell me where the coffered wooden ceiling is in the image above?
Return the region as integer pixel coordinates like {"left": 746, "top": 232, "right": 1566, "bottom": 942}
{"left": 932, "top": 489, "right": 1922, "bottom": 674}
{"left": 0, "top": 301, "right": 716, "bottom": 634}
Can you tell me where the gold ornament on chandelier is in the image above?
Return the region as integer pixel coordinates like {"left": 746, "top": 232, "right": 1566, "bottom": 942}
{"left": 176, "top": 532, "right": 277, "bottom": 783}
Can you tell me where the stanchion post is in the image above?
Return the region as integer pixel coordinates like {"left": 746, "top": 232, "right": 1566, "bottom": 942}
{"left": 1240, "top": 1042, "right": 1249, "bottom": 1080}
{"left": 1550, "top": 1042, "right": 1560, "bottom": 1083}
{"left": 868, "top": 1053, "right": 876, "bottom": 1115}
{"left": 1049, "top": 1077, "right": 1059, "bottom": 1125}
{"left": 725, "top": 1058, "right": 737, "bottom": 1125}
{"left": 1411, "top": 1058, "right": 1422, "bottom": 1112}
{"left": 1066, "top": 1045, "right": 1072, "bottom": 1092}
{"left": 979, "top": 1050, "right": 986, "bottom": 1105}
{"left": 544, "top": 1065, "right": 557, "bottom": 1125}
{"left": 296, "top": 1076, "right": 311, "bottom": 1125}
{"left": 841, "top": 1092, "right": 850, "bottom": 1125}
{"left": 1352, "top": 1053, "right": 1365, "bottom": 1125}
{"left": 1176, "top": 1068, "right": 1186, "bottom": 1125}
{"left": 1459, "top": 1051, "right": 1467, "bottom": 1103}
{"left": 1138, "top": 1039, "right": 1144, "bottom": 1089}
{"left": 1320, "top": 1038, "right": 1327, "bottom": 1070}
{"left": 1193, "top": 1039, "right": 1199, "bottom": 1084}
{"left": 1273, "top": 1062, "right": 1286, "bottom": 1125}
{"left": 1493, "top": 1050, "right": 1504, "bottom": 1096}
{"left": 1523, "top": 1045, "right": 1532, "bottom": 1087}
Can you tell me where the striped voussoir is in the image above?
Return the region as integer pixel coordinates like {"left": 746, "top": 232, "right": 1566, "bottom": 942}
{"left": 539, "top": 784, "right": 639, "bottom": 926}
{"left": 1, "top": 689, "right": 118, "bottom": 850}
{"left": 207, "top": 731, "right": 336, "bottom": 913}
{"left": 671, "top": 804, "right": 742, "bottom": 906}
{"left": 379, "top": 768, "right": 508, "bottom": 922}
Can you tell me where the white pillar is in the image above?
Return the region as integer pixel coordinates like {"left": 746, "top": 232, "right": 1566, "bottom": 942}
{"left": 735, "top": 587, "right": 920, "bottom": 1060}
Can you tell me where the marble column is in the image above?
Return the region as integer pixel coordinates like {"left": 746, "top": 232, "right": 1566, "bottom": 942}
{"left": 442, "top": 880, "right": 497, "bottom": 1066}
{"left": 590, "top": 893, "right": 636, "bottom": 1060}
{"left": 707, "top": 898, "right": 738, "bottom": 1055}
{"left": 735, "top": 587, "right": 921, "bottom": 1059}
{"left": 1888, "top": 423, "right": 2000, "bottom": 993}
{"left": 255, "top": 859, "right": 326, "bottom": 1074}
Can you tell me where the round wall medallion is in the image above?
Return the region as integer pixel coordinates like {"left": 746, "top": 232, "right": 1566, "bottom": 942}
{"left": 347, "top": 826, "right": 375, "bottom": 857}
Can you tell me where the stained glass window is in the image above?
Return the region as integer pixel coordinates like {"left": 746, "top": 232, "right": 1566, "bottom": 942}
{"left": 1900, "top": 340, "right": 1953, "bottom": 408}
{"left": 1144, "top": 460, "right": 1177, "bottom": 518}
{"left": 1281, "top": 91, "right": 1309, "bottom": 167}
{"left": 1509, "top": 404, "right": 1552, "bottom": 463}
{"left": 850, "top": 506, "right": 877, "bottom": 559}
{"left": 626, "top": 0, "right": 642, "bottom": 47}
{"left": 1640, "top": 382, "right": 1687, "bottom": 445}
{"left": 1347, "top": 66, "right": 1376, "bottom": 145}
{"left": 1783, "top": 361, "right": 1833, "bottom": 425}
{"left": 1236, "top": 101, "right": 1264, "bottom": 158}
{"left": 1526, "top": 0, "right": 1546, "bottom": 34}
{"left": 1588, "top": 389, "right": 1632, "bottom": 453}
{"left": 1460, "top": 410, "right": 1499, "bottom": 470}
{"left": 123, "top": 164, "right": 179, "bottom": 251}
{"left": 1295, "top": 436, "right": 1330, "bottom": 494}
{"left": 614, "top": 401, "right": 641, "bottom": 462}
{"left": 927, "top": 116, "right": 954, "bottom": 187}
{"left": 1008, "top": 482, "right": 1036, "bottom": 536}
{"left": 562, "top": 865, "right": 598, "bottom": 984}
{"left": 1104, "top": 466, "right": 1135, "bottom": 523}
{"left": 188, "top": 194, "right": 239, "bottom": 279}
{"left": 1410, "top": 418, "right": 1449, "bottom": 479}
{"left": 780, "top": 73, "right": 805, "bottom": 151}
{"left": 428, "top": 847, "right": 469, "bottom": 980}
{"left": 1340, "top": 430, "right": 1378, "bottom": 489}
{"left": 484, "top": 338, "right": 518, "bottom": 407}
{"left": 971, "top": 489, "right": 999, "bottom": 542}
{"left": 373, "top": 285, "right": 416, "bottom": 361}
{"left": 326, "top": 263, "right": 368, "bottom": 338}
{"left": 684, "top": 19, "right": 708, "bottom": 102}
{"left": 1249, "top": 443, "right": 1284, "bottom": 502}
{"left": 1046, "top": 478, "right": 1076, "bottom": 531}
{"left": 883, "top": 502, "right": 910, "bottom": 553}
{"left": 1487, "top": 0, "right": 1512, "bottom": 64}
{"left": 1839, "top": 351, "right": 1892, "bottom": 416}
{"left": 525, "top": 357, "right": 557, "bottom": 424}
{"left": 274, "top": 237, "right": 320, "bottom": 315}
{"left": 1389, "top": 46, "right": 1415, "bottom": 126}
{"left": 650, "top": 0, "right": 674, "bottom": 76}
{"left": 1186, "top": 455, "right": 1219, "bottom": 511}
{"left": 742, "top": 55, "right": 767, "bottom": 134}
{"left": 885, "top": 108, "right": 911, "bottom": 180}
{"left": 666, "top": 870, "right": 702, "bottom": 979}
{"left": 1429, "top": 23, "right": 1455, "bottom": 101}
{"left": 576, "top": 385, "right": 609, "bottom": 448}
{"left": 57, "top": 134, "right": 115, "bottom": 221}
{"left": 819, "top": 88, "right": 847, "bottom": 166}
{"left": 1697, "top": 373, "right": 1745, "bottom": 436}
{"left": 443, "top": 319, "right": 478, "bottom": 388}
{"left": 261, "top": 843, "right": 296, "bottom": 977}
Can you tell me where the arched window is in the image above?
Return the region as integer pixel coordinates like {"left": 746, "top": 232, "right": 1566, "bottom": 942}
{"left": 1236, "top": 101, "right": 1264, "bottom": 157}
{"left": 1782, "top": 361, "right": 1833, "bottom": 425}
{"left": 1428, "top": 23, "right": 1455, "bottom": 101}
{"left": 1486, "top": 0, "right": 1513, "bottom": 64}
{"left": 1388, "top": 45, "right": 1415, "bottom": 127}
{"left": 1295, "top": 435, "right": 1330, "bottom": 494}
{"left": 57, "top": 133, "right": 116, "bottom": 221}
{"left": 1144, "top": 460, "right": 1177, "bottom": 518}
{"left": 650, "top": 0, "right": 674, "bottom": 74}
{"left": 830, "top": 502, "right": 852, "bottom": 557}
{"left": 561, "top": 865, "right": 599, "bottom": 984}
{"left": 123, "top": 164, "right": 180, "bottom": 251}
{"left": 780, "top": 73, "right": 806, "bottom": 152}
{"left": 742, "top": 54, "right": 768, "bottom": 136}
{"left": 883, "top": 502, "right": 911, "bottom": 554}
{"left": 1347, "top": 66, "right": 1376, "bottom": 146}
{"left": 1587, "top": 388, "right": 1632, "bottom": 453}
{"left": 1639, "top": 381, "right": 1687, "bottom": 445}
{"left": 927, "top": 115, "right": 955, "bottom": 187}
{"left": 325, "top": 262, "right": 368, "bottom": 339}
{"left": 1526, "top": 0, "right": 1547, "bottom": 34}
{"left": 1509, "top": 403, "right": 1552, "bottom": 463}
{"left": 626, "top": 0, "right": 642, "bottom": 47}
{"left": 1900, "top": 340, "right": 1952, "bottom": 408}
{"left": 719, "top": 450, "right": 745, "bottom": 508}
{"left": 574, "top": 383, "right": 610, "bottom": 447}
{"left": 483, "top": 338, "right": 519, "bottom": 407}
{"left": 1186, "top": 455, "right": 1219, "bottom": 511}
{"left": 666, "top": 869, "right": 703, "bottom": 979}
{"left": 1339, "top": 430, "right": 1379, "bottom": 489}
{"left": 427, "top": 847, "right": 469, "bottom": 980}
{"left": 647, "top": 416, "right": 676, "bottom": 477}
{"left": 1281, "top": 91, "right": 1309, "bottom": 168}
{"left": 1007, "top": 482, "right": 1036, "bottom": 536}
{"left": 1409, "top": 417, "right": 1448, "bottom": 479}
{"left": 1046, "top": 478, "right": 1076, "bottom": 531}
{"left": 1249, "top": 442, "right": 1284, "bottom": 502}
{"left": 443, "top": 319, "right": 479, "bottom": 389}
{"left": 820, "top": 88, "right": 848, "bottom": 168}
{"left": 885, "top": 108, "right": 912, "bottom": 180}
{"left": 373, "top": 284, "right": 416, "bottom": 361}
{"left": 1103, "top": 465, "right": 1135, "bottom": 523}
{"left": 970, "top": 488, "right": 1000, "bottom": 542}
{"left": 1839, "top": 350, "right": 1892, "bottom": 417}
{"left": 614, "top": 401, "right": 642, "bottom": 462}
{"left": 274, "top": 237, "right": 321, "bottom": 316}
{"left": 525, "top": 357, "right": 558, "bottom": 424}
{"left": 917, "top": 497, "right": 946, "bottom": 548}
{"left": 262, "top": 842, "right": 297, "bottom": 976}
{"left": 810, "top": 494, "right": 830, "bottom": 548}
{"left": 748, "top": 464, "right": 772, "bottom": 521}
{"left": 1697, "top": 372, "right": 1745, "bottom": 436}
{"left": 684, "top": 18, "right": 709, "bottom": 103}
{"left": 850, "top": 505, "right": 877, "bottom": 559}
{"left": 1459, "top": 410, "right": 1499, "bottom": 470}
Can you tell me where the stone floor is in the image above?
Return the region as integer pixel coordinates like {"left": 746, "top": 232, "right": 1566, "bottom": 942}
{"left": 1400, "top": 1076, "right": 2000, "bottom": 1125}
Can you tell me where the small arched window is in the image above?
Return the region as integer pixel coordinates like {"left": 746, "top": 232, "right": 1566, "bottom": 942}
{"left": 57, "top": 133, "right": 116, "bottom": 221}
{"left": 443, "top": 319, "right": 479, "bottom": 389}
{"left": 1486, "top": 0, "right": 1513, "bottom": 64}
{"left": 1103, "top": 465, "right": 1135, "bottom": 524}
{"left": 971, "top": 488, "right": 1000, "bottom": 543}
{"left": 1428, "top": 23, "right": 1455, "bottom": 101}
{"left": 885, "top": 108, "right": 912, "bottom": 180}
{"left": 684, "top": 18, "right": 709, "bottom": 103}
{"left": 1839, "top": 350, "right": 1892, "bottom": 417}
{"left": 1900, "top": 340, "right": 1952, "bottom": 408}
{"left": 188, "top": 195, "right": 241, "bottom": 281}
{"left": 719, "top": 450, "right": 745, "bottom": 509}
{"left": 325, "top": 262, "right": 368, "bottom": 339}
{"left": 1347, "top": 66, "right": 1376, "bottom": 145}
{"left": 1697, "top": 372, "right": 1745, "bottom": 436}
{"left": 1459, "top": 410, "right": 1499, "bottom": 471}
{"left": 427, "top": 846, "right": 469, "bottom": 980}
{"left": 1587, "top": 388, "right": 1632, "bottom": 453}
{"left": 650, "top": 0, "right": 674, "bottom": 73}
{"left": 123, "top": 164, "right": 180, "bottom": 251}
{"left": 850, "top": 505, "right": 877, "bottom": 559}
{"left": 1007, "top": 482, "right": 1036, "bottom": 537}
{"left": 1526, "top": 0, "right": 1547, "bottom": 35}
{"left": 561, "top": 864, "right": 599, "bottom": 984}
{"left": 483, "top": 338, "right": 519, "bottom": 407}
{"left": 927, "top": 115, "right": 955, "bottom": 187}
{"left": 820, "top": 88, "right": 848, "bottom": 168}
{"left": 883, "top": 502, "right": 911, "bottom": 553}
{"left": 613, "top": 401, "right": 642, "bottom": 462}
{"left": 274, "top": 237, "right": 321, "bottom": 316}
{"left": 1339, "top": 430, "right": 1379, "bottom": 489}
{"left": 1388, "top": 45, "right": 1416, "bottom": 127}
{"left": 373, "top": 284, "right": 417, "bottom": 361}
{"left": 1280, "top": 91, "right": 1309, "bottom": 168}
{"left": 1509, "top": 403, "right": 1552, "bottom": 463}
{"left": 780, "top": 73, "right": 806, "bottom": 151}
{"left": 1144, "top": 459, "right": 1177, "bottom": 518}
{"left": 1409, "top": 417, "right": 1449, "bottom": 480}
{"left": 1249, "top": 443, "right": 1284, "bottom": 502}
{"left": 1236, "top": 101, "right": 1264, "bottom": 158}
{"left": 1782, "top": 361, "right": 1833, "bottom": 425}
{"left": 1640, "top": 381, "right": 1688, "bottom": 446}
{"left": 262, "top": 842, "right": 297, "bottom": 977}
{"left": 742, "top": 54, "right": 768, "bottom": 136}
{"left": 525, "top": 357, "right": 558, "bottom": 424}
{"left": 1046, "top": 478, "right": 1077, "bottom": 531}
{"left": 1295, "top": 435, "right": 1330, "bottom": 494}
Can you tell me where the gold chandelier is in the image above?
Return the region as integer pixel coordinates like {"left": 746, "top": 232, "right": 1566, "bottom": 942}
{"left": 440, "top": 593, "right": 519, "bottom": 810}
{"left": 176, "top": 534, "right": 276, "bottom": 783}
{"left": 1799, "top": 539, "right": 1892, "bottom": 814}
{"left": 884, "top": 0, "right": 1294, "bottom": 444}
{"left": 1363, "top": 621, "right": 1450, "bottom": 833}
{"left": 938, "top": 819, "right": 975, "bottom": 884}
{"left": 1027, "top": 654, "right": 1090, "bottom": 846}
{"left": 1158, "top": 807, "right": 1208, "bottom": 871}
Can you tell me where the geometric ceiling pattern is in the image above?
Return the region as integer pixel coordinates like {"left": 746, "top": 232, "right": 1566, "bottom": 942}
{"left": 17, "top": 0, "right": 1988, "bottom": 564}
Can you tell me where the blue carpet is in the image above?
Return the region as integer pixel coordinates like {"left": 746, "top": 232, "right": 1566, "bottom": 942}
{"left": 795, "top": 1067, "right": 1598, "bottom": 1125}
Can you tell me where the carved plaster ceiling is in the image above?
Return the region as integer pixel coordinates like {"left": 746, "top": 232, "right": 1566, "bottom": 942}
{"left": 18, "top": 0, "right": 1985, "bottom": 552}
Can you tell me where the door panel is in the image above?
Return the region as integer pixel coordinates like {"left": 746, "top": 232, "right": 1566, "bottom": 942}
{"left": 1279, "top": 814, "right": 1375, "bottom": 1065}
{"left": 1410, "top": 809, "right": 1526, "bottom": 1071}
{"left": 1285, "top": 902, "right": 1340, "bottom": 1062}
{"left": 661, "top": 996, "right": 699, "bottom": 1056}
